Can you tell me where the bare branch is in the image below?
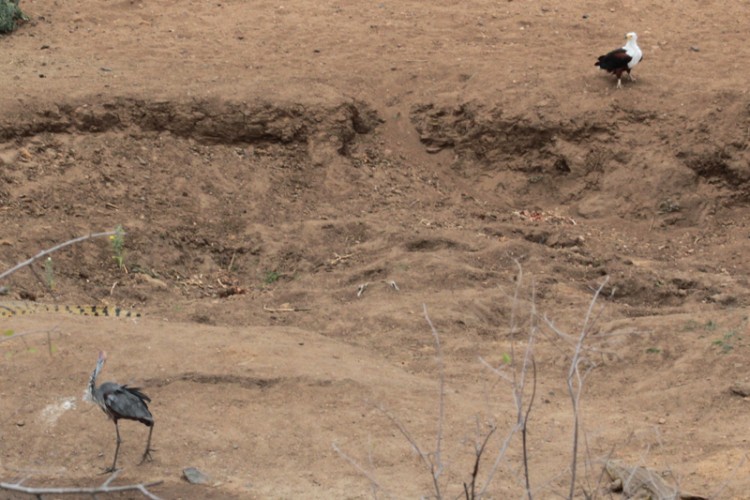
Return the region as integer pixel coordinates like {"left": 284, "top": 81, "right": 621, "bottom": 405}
{"left": 423, "top": 304, "right": 446, "bottom": 495}
{"left": 332, "top": 442, "right": 389, "bottom": 498}
{"left": 0, "top": 326, "right": 62, "bottom": 344}
{"left": 478, "top": 420, "right": 522, "bottom": 497}
{"left": 0, "top": 470, "right": 163, "bottom": 499}
{"left": 566, "top": 277, "right": 609, "bottom": 500}
{"left": 0, "top": 230, "right": 119, "bottom": 283}
{"left": 373, "top": 402, "right": 431, "bottom": 469}
{"left": 477, "top": 356, "right": 513, "bottom": 384}
{"left": 478, "top": 263, "right": 535, "bottom": 497}
{"left": 521, "top": 357, "right": 537, "bottom": 499}
{"left": 464, "top": 420, "right": 497, "bottom": 500}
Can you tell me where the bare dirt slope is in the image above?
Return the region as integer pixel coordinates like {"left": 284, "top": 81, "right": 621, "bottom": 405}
{"left": 2, "top": 0, "right": 750, "bottom": 497}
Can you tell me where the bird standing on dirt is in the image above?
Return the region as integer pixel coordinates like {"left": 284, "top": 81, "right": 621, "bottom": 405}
{"left": 87, "top": 350, "right": 155, "bottom": 472}
{"left": 595, "top": 32, "right": 643, "bottom": 88}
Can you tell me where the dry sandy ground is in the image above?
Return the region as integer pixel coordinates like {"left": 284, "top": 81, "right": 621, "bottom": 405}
{"left": 2, "top": 0, "right": 750, "bottom": 498}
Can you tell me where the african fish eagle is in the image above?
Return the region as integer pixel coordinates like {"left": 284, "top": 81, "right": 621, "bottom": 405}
{"left": 595, "top": 32, "right": 643, "bottom": 88}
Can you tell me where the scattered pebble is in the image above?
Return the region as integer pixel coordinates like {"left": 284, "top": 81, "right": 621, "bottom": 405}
{"left": 689, "top": 46, "right": 700, "bottom": 52}
{"left": 183, "top": 467, "right": 210, "bottom": 485}
{"left": 730, "top": 383, "right": 750, "bottom": 397}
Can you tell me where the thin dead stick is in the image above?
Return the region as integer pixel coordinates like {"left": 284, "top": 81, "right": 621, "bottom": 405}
{"left": 478, "top": 420, "right": 522, "bottom": 497}
{"left": 373, "top": 401, "right": 443, "bottom": 498}
{"left": 0, "top": 230, "right": 118, "bottom": 282}
{"left": 367, "top": 435, "right": 379, "bottom": 500}
{"left": 539, "top": 319, "right": 617, "bottom": 360}
{"left": 422, "top": 304, "right": 446, "bottom": 497}
{"left": 338, "top": 309, "right": 447, "bottom": 498}
{"left": 0, "top": 469, "right": 163, "bottom": 499}
{"left": 0, "top": 326, "right": 61, "bottom": 344}
{"left": 262, "top": 305, "right": 312, "bottom": 312}
{"left": 521, "top": 357, "right": 537, "bottom": 499}
{"left": 520, "top": 277, "right": 539, "bottom": 500}
{"left": 566, "top": 277, "right": 608, "bottom": 500}
{"left": 710, "top": 452, "right": 748, "bottom": 499}
{"left": 478, "top": 262, "right": 535, "bottom": 497}
{"left": 464, "top": 420, "right": 497, "bottom": 500}
{"left": 332, "top": 442, "right": 389, "bottom": 498}
{"left": 477, "top": 356, "right": 513, "bottom": 384}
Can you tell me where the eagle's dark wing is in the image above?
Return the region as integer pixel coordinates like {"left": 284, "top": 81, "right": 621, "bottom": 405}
{"left": 595, "top": 48, "right": 632, "bottom": 71}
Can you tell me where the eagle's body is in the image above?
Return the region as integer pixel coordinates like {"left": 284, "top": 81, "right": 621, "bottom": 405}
{"left": 595, "top": 32, "right": 643, "bottom": 88}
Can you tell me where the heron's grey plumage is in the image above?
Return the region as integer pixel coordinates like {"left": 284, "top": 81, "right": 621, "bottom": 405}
{"left": 88, "top": 351, "right": 154, "bottom": 472}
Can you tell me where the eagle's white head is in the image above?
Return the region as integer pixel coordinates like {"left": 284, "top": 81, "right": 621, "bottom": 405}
{"left": 626, "top": 32, "right": 638, "bottom": 42}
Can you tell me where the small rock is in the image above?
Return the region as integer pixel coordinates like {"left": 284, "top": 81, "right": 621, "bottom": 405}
{"left": 730, "top": 383, "right": 750, "bottom": 397}
{"left": 708, "top": 293, "right": 737, "bottom": 306}
{"left": 689, "top": 46, "right": 700, "bottom": 52}
{"left": 182, "top": 467, "right": 210, "bottom": 484}
{"left": 135, "top": 273, "right": 169, "bottom": 290}
{"left": 582, "top": 13, "right": 589, "bottom": 19}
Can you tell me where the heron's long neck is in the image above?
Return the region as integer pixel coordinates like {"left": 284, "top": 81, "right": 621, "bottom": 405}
{"left": 87, "top": 368, "right": 98, "bottom": 398}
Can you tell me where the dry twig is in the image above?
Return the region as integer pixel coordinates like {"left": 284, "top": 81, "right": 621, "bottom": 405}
{"left": 0, "top": 230, "right": 119, "bottom": 282}
{"left": 557, "top": 277, "right": 608, "bottom": 500}
{"left": 263, "top": 304, "right": 311, "bottom": 313}
{"left": 0, "top": 469, "right": 163, "bottom": 499}
{"left": 478, "top": 261, "right": 537, "bottom": 498}
{"left": 332, "top": 442, "right": 390, "bottom": 498}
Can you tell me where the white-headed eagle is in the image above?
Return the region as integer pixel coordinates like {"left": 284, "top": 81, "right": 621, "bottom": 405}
{"left": 595, "top": 32, "right": 643, "bottom": 88}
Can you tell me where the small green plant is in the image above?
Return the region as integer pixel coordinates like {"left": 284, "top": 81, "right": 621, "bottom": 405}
{"left": 0, "top": 0, "right": 27, "bottom": 34}
{"left": 44, "top": 256, "right": 55, "bottom": 290}
{"left": 110, "top": 225, "right": 126, "bottom": 270}
{"left": 264, "top": 270, "right": 281, "bottom": 284}
{"left": 645, "top": 347, "right": 661, "bottom": 354}
{"left": 704, "top": 319, "right": 718, "bottom": 332}
{"left": 2, "top": 329, "right": 14, "bottom": 337}
{"left": 713, "top": 330, "right": 740, "bottom": 354}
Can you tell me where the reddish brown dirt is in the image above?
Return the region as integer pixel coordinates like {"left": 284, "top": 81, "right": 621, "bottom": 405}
{"left": 2, "top": 0, "right": 750, "bottom": 498}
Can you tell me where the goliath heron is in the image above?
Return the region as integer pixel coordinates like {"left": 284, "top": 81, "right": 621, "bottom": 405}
{"left": 87, "top": 351, "right": 154, "bottom": 472}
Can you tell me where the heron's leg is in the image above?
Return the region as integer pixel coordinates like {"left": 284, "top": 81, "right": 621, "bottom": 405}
{"left": 139, "top": 424, "right": 154, "bottom": 464}
{"left": 103, "top": 421, "right": 122, "bottom": 473}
